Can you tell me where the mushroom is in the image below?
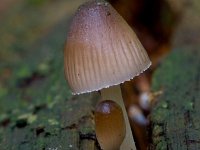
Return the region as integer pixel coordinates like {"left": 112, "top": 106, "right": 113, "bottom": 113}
{"left": 95, "top": 100, "right": 126, "bottom": 150}
{"left": 64, "top": 0, "right": 151, "bottom": 149}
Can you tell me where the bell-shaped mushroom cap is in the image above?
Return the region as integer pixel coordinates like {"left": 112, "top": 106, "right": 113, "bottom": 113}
{"left": 64, "top": 0, "right": 151, "bottom": 94}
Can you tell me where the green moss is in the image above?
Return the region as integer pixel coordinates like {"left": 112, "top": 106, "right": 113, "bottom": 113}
{"left": 152, "top": 125, "right": 163, "bottom": 137}
{"left": 0, "top": 0, "right": 90, "bottom": 149}
{"left": 27, "top": 0, "right": 48, "bottom": 6}
{"left": 151, "top": 107, "right": 169, "bottom": 123}
{"left": 48, "top": 119, "right": 59, "bottom": 126}
{"left": 183, "top": 101, "right": 194, "bottom": 111}
{"left": 151, "top": 48, "right": 200, "bottom": 149}
{"left": 155, "top": 141, "right": 167, "bottom": 150}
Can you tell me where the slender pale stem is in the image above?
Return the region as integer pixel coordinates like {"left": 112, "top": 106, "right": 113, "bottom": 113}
{"left": 100, "top": 85, "right": 136, "bottom": 150}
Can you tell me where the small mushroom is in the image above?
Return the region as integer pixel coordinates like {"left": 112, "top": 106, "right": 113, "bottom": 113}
{"left": 64, "top": 1, "right": 151, "bottom": 149}
{"left": 95, "top": 100, "right": 125, "bottom": 150}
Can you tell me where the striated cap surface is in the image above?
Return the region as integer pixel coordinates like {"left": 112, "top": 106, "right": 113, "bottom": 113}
{"left": 64, "top": 0, "right": 151, "bottom": 94}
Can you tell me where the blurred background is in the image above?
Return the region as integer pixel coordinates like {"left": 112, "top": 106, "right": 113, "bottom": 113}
{"left": 0, "top": 0, "right": 200, "bottom": 149}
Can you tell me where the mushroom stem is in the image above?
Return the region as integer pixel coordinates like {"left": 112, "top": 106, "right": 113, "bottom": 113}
{"left": 100, "top": 85, "right": 136, "bottom": 150}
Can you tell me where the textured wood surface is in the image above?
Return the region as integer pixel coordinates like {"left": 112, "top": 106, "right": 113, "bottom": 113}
{"left": 0, "top": 0, "right": 100, "bottom": 149}
{"left": 150, "top": 48, "right": 200, "bottom": 150}
{"left": 150, "top": 0, "right": 200, "bottom": 149}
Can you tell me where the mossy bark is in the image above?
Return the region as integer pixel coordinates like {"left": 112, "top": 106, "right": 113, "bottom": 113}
{"left": 150, "top": 48, "right": 200, "bottom": 150}
{"left": 0, "top": 0, "right": 100, "bottom": 149}
{"left": 150, "top": 0, "right": 200, "bottom": 149}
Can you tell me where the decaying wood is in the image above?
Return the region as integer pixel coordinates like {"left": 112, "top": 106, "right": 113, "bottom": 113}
{"left": 150, "top": 0, "right": 200, "bottom": 149}
{"left": 150, "top": 48, "right": 200, "bottom": 150}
